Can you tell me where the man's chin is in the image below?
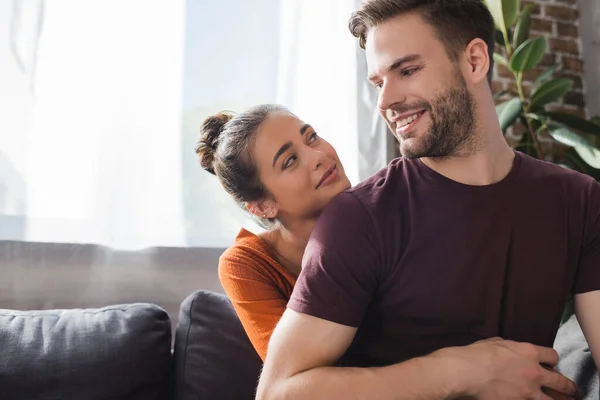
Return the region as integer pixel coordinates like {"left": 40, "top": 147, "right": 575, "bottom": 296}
{"left": 399, "top": 138, "right": 425, "bottom": 160}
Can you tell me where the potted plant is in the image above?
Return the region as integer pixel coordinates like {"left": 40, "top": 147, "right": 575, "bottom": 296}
{"left": 484, "top": 0, "right": 600, "bottom": 180}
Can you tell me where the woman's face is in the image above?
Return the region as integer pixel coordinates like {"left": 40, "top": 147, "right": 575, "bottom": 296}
{"left": 252, "top": 112, "right": 351, "bottom": 222}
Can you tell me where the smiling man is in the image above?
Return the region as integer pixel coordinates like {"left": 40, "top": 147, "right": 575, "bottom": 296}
{"left": 255, "top": 1, "right": 600, "bottom": 399}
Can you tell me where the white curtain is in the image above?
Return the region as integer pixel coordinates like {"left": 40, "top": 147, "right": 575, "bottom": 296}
{"left": 276, "top": 0, "right": 360, "bottom": 183}
{"left": 276, "top": 0, "right": 392, "bottom": 183}
{"left": 20, "top": 0, "right": 186, "bottom": 249}
{"left": 0, "top": 0, "right": 389, "bottom": 249}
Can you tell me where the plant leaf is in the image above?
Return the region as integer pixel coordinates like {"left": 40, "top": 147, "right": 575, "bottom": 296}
{"left": 592, "top": 116, "right": 600, "bottom": 126}
{"left": 513, "top": 4, "right": 532, "bottom": 49}
{"left": 495, "top": 29, "right": 506, "bottom": 47}
{"left": 563, "top": 150, "right": 590, "bottom": 174}
{"left": 524, "top": 113, "right": 546, "bottom": 122}
{"left": 575, "top": 146, "right": 600, "bottom": 169}
{"left": 529, "top": 78, "right": 573, "bottom": 111}
{"left": 532, "top": 63, "right": 561, "bottom": 89}
{"left": 543, "top": 111, "right": 600, "bottom": 136}
{"left": 503, "top": 0, "right": 520, "bottom": 30}
{"left": 496, "top": 98, "right": 523, "bottom": 131}
{"left": 548, "top": 124, "right": 595, "bottom": 148}
{"left": 509, "top": 37, "right": 547, "bottom": 72}
{"left": 493, "top": 53, "right": 509, "bottom": 68}
{"left": 484, "top": 0, "right": 507, "bottom": 32}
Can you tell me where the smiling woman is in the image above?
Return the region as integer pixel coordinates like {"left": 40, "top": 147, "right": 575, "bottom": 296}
{"left": 195, "top": 104, "right": 351, "bottom": 360}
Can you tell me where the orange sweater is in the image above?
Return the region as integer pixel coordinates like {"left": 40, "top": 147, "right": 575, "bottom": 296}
{"left": 218, "top": 228, "right": 297, "bottom": 361}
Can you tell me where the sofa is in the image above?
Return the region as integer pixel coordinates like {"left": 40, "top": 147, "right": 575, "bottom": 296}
{"left": 0, "top": 290, "right": 596, "bottom": 399}
{"left": 0, "top": 290, "right": 261, "bottom": 400}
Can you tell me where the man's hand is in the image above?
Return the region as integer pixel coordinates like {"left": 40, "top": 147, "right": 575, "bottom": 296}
{"left": 257, "top": 309, "right": 579, "bottom": 400}
{"left": 436, "top": 337, "right": 579, "bottom": 400}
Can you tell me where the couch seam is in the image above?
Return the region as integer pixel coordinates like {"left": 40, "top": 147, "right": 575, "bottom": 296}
{"left": 181, "top": 293, "right": 197, "bottom": 391}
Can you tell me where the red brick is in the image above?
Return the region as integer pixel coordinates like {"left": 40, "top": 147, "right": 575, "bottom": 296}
{"left": 557, "top": 22, "right": 579, "bottom": 37}
{"left": 554, "top": 0, "right": 578, "bottom": 5}
{"left": 540, "top": 53, "right": 556, "bottom": 67}
{"left": 549, "top": 38, "right": 579, "bottom": 54}
{"left": 530, "top": 18, "right": 553, "bottom": 33}
{"left": 562, "top": 57, "right": 583, "bottom": 73}
{"left": 496, "top": 64, "right": 513, "bottom": 79}
{"left": 563, "top": 92, "right": 585, "bottom": 107}
{"left": 522, "top": 1, "right": 542, "bottom": 15}
{"left": 546, "top": 105, "right": 586, "bottom": 118}
{"left": 522, "top": 67, "right": 547, "bottom": 82}
{"left": 557, "top": 73, "right": 583, "bottom": 90}
{"left": 491, "top": 80, "right": 505, "bottom": 94}
{"left": 545, "top": 5, "right": 579, "bottom": 22}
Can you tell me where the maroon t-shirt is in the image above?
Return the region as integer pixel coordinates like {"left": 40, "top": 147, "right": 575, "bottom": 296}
{"left": 288, "top": 151, "right": 600, "bottom": 367}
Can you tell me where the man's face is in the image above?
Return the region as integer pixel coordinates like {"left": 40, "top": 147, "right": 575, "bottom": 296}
{"left": 365, "top": 13, "right": 478, "bottom": 159}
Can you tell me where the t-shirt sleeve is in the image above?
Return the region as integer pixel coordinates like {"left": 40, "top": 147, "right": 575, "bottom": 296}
{"left": 574, "top": 179, "right": 600, "bottom": 294}
{"left": 287, "top": 191, "right": 383, "bottom": 327}
{"left": 218, "top": 250, "right": 289, "bottom": 361}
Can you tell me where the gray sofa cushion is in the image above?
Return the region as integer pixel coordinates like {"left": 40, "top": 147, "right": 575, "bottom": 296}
{"left": 0, "top": 303, "right": 172, "bottom": 400}
{"left": 555, "top": 313, "right": 598, "bottom": 400}
{"left": 173, "top": 290, "right": 262, "bottom": 400}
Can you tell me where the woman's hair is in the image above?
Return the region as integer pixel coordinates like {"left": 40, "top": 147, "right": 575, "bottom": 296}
{"left": 195, "top": 104, "right": 290, "bottom": 228}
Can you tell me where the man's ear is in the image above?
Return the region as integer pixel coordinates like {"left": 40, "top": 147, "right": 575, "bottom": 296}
{"left": 245, "top": 200, "right": 278, "bottom": 219}
{"left": 463, "top": 38, "right": 491, "bottom": 85}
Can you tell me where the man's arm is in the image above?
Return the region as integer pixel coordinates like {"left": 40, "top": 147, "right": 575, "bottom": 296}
{"left": 572, "top": 180, "right": 600, "bottom": 386}
{"left": 255, "top": 309, "right": 577, "bottom": 400}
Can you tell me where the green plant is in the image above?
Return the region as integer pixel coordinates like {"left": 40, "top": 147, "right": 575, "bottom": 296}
{"left": 484, "top": 0, "right": 600, "bottom": 178}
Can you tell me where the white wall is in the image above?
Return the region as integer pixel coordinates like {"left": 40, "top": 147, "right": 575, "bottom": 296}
{"left": 578, "top": 0, "right": 600, "bottom": 117}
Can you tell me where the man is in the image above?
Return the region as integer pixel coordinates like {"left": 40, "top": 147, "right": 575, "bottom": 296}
{"left": 256, "top": 0, "right": 600, "bottom": 399}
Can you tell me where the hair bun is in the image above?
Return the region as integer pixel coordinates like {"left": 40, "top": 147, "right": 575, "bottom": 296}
{"left": 196, "top": 112, "right": 234, "bottom": 174}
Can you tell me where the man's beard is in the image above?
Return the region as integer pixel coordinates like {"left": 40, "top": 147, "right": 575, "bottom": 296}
{"left": 395, "top": 74, "right": 479, "bottom": 160}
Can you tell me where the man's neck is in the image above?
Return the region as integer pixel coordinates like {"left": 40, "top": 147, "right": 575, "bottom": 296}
{"left": 419, "top": 91, "right": 518, "bottom": 186}
{"left": 420, "top": 121, "right": 515, "bottom": 186}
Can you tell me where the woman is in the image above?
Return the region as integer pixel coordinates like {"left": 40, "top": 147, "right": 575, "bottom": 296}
{"left": 196, "top": 104, "right": 351, "bottom": 361}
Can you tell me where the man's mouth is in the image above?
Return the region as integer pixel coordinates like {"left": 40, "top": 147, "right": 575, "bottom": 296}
{"left": 394, "top": 110, "right": 427, "bottom": 137}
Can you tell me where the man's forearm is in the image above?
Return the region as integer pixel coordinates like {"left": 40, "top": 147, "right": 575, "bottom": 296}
{"left": 257, "top": 351, "right": 469, "bottom": 400}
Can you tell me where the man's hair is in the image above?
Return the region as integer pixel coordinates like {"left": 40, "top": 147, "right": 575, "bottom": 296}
{"left": 348, "top": 0, "right": 496, "bottom": 84}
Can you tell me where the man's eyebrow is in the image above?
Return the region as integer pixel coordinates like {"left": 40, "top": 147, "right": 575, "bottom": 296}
{"left": 272, "top": 141, "right": 293, "bottom": 168}
{"left": 300, "top": 124, "right": 312, "bottom": 135}
{"left": 368, "top": 54, "right": 422, "bottom": 82}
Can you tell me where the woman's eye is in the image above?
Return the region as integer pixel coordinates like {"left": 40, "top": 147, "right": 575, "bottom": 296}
{"left": 309, "top": 132, "right": 319, "bottom": 143}
{"left": 283, "top": 155, "right": 297, "bottom": 169}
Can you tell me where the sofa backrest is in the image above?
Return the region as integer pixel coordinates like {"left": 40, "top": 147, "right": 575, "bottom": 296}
{"left": 173, "top": 290, "right": 262, "bottom": 400}
{"left": 555, "top": 313, "right": 599, "bottom": 400}
{"left": 0, "top": 303, "right": 173, "bottom": 400}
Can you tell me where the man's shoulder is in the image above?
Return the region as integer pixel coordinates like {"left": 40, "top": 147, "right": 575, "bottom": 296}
{"left": 517, "top": 151, "right": 596, "bottom": 189}
{"left": 343, "top": 157, "right": 411, "bottom": 206}
{"left": 314, "top": 158, "right": 412, "bottom": 236}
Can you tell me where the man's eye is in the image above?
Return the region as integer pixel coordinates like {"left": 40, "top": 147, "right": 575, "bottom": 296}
{"left": 401, "top": 67, "right": 420, "bottom": 77}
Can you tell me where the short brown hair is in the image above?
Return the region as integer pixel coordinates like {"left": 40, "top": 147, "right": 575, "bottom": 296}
{"left": 349, "top": 0, "right": 496, "bottom": 83}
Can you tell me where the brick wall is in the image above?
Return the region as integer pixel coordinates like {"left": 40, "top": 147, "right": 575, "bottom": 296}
{"left": 493, "top": 0, "right": 586, "bottom": 117}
